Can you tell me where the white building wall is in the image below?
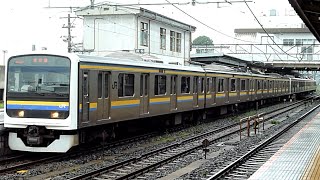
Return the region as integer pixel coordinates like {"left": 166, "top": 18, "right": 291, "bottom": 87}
{"left": 82, "top": 15, "right": 137, "bottom": 55}
{"left": 140, "top": 16, "right": 190, "bottom": 64}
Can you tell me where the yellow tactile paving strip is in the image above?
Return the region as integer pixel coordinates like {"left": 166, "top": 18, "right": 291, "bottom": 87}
{"left": 249, "top": 113, "right": 320, "bottom": 180}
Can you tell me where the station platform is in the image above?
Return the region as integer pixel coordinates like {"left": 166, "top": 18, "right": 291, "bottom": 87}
{"left": 249, "top": 111, "right": 320, "bottom": 180}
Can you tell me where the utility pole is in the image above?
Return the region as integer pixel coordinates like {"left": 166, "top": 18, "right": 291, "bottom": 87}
{"left": 2, "top": 50, "right": 7, "bottom": 66}
{"left": 61, "top": 14, "right": 76, "bottom": 53}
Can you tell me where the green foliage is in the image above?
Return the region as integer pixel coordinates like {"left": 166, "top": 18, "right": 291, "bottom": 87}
{"left": 271, "top": 120, "right": 279, "bottom": 124}
{"left": 193, "top": 36, "right": 213, "bottom": 45}
{"left": 0, "top": 103, "right": 3, "bottom": 108}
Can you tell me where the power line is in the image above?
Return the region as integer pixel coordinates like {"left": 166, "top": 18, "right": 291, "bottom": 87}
{"left": 243, "top": 0, "right": 299, "bottom": 61}
{"left": 164, "top": 0, "right": 258, "bottom": 44}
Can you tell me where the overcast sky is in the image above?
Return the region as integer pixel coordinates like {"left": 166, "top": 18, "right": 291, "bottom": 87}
{"left": 0, "top": 0, "right": 298, "bottom": 58}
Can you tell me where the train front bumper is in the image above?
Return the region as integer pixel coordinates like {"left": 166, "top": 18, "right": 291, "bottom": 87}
{"left": 8, "top": 132, "right": 79, "bottom": 153}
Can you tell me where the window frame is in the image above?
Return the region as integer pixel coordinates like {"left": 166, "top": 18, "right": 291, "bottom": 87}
{"left": 140, "top": 22, "right": 148, "bottom": 47}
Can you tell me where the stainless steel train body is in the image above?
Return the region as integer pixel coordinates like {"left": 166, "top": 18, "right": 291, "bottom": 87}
{"left": 4, "top": 53, "right": 316, "bottom": 152}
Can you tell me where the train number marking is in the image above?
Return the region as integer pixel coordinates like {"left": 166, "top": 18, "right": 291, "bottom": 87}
{"left": 112, "top": 81, "right": 118, "bottom": 89}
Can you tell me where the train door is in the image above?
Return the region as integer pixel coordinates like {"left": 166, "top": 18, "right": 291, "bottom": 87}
{"left": 170, "top": 75, "right": 177, "bottom": 110}
{"left": 140, "top": 74, "right": 149, "bottom": 115}
{"left": 97, "top": 72, "right": 110, "bottom": 120}
{"left": 82, "top": 71, "right": 90, "bottom": 123}
{"left": 193, "top": 76, "right": 199, "bottom": 107}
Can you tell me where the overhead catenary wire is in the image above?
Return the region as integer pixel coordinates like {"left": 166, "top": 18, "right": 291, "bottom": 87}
{"left": 243, "top": 0, "right": 300, "bottom": 61}
{"left": 164, "top": 0, "right": 258, "bottom": 44}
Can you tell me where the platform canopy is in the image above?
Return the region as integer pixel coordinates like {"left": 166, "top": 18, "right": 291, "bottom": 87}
{"left": 289, "top": 0, "right": 320, "bottom": 42}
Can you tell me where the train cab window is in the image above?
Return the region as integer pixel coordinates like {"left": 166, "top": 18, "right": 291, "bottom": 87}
{"left": 155, "top": 75, "right": 166, "bottom": 95}
{"left": 181, "top": 76, "right": 190, "bottom": 93}
{"left": 240, "top": 79, "right": 246, "bottom": 91}
{"left": 230, "top": 79, "right": 236, "bottom": 92}
{"left": 269, "top": 81, "right": 273, "bottom": 90}
{"left": 98, "top": 72, "right": 102, "bottom": 98}
{"left": 218, "top": 78, "right": 224, "bottom": 92}
{"left": 206, "top": 78, "right": 210, "bottom": 93}
{"left": 118, "top": 73, "right": 134, "bottom": 97}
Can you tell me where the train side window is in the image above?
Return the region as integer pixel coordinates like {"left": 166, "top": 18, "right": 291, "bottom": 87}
{"left": 181, "top": 76, "right": 190, "bottom": 93}
{"left": 98, "top": 72, "right": 102, "bottom": 98}
{"left": 240, "top": 79, "right": 246, "bottom": 91}
{"left": 218, "top": 78, "right": 224, "bottom": 93}
{"left": 155, "top": 75, "right": 166, "bottom": 95}
{"left": 206, "top": 78, "right": 210, "bottom": 93}
{"left": 230, "top": 78, "right": 236, "bottom": 92}
{"left": 118, "top": 73, "right": 134, "bottom": 97}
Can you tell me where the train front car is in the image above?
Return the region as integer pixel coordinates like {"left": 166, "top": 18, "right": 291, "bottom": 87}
{"left": 4, "top": 53, "right": 79, "bottom": 153}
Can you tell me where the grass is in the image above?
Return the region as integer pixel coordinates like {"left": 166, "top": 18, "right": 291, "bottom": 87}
{"left": 0, "top": 102, "right": 3, "bottom": 108}
{"left": 271, "top": 120, "right": 280, "bottom": 124}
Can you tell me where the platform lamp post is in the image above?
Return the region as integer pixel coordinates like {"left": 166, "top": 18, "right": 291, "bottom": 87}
{"left": 2, "top": 50, "right": 7, "bottom": 66}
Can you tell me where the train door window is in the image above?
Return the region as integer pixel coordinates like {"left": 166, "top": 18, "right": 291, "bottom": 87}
{"left": 98, "top": 72, "right": 102, "bottom": 98}
{"left": 144, "top": 75, "right": 148, "bottom": 95}
{"left": 257, "top": 80, "right": 262, "bottom": 90}
{"left": 104, "top": 74, "right": 109, "bottom": 98}
{"left": 241, "top": 79, "right": 246, "bottom": 91}
{"left": 171, "top": 76, "right": 177, "bottom": 94}
{"left": 140, "top": 75, "right": 143, "bottom": 96}
{"left": 181, "top": 76, "right": 190, "bottom": 93}
{"left": 230, "top": 78, "right": 236, "bottom": 92}
{"left": 218, "top": 78, "right": 224, "bottom": 92}
{"left": 118, "top": 73, "right": 134, "bottom": 97}
{"left": 212, "top": 77, "right": 216, "bottom": 92}
{"left": 155, "top": 75, "right": 166, "bottom": 95}
{"left": 263, "top": 80, "right": 267, "bottom": 90}
{"left": 83, "top": 72, "right": 88, "bottom": 96}
{"left": 206, "top": 78, "right": 210, "bottom": 93}
{"left": 193, "top": 76, "right": 199, "bottom": 93}
{"left": 200, "top": 77, "right": 205, "bottom": 93}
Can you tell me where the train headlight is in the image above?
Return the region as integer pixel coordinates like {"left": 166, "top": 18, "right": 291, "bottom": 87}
{"left": 18, "top": 110, "right": 25, "bottom": 118}
{"left": 51, "top": 112, "right": 59, "bottom": 119}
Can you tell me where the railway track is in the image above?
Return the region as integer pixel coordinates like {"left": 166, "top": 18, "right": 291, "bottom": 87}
{"left": 206, "top": 102, "right": 320, "bottom": 180}
{"left": 68, "top": 98, "right": 315, "bottom": 180}
{"left": 0, "top": 132, "right": 158, "bottom": 175}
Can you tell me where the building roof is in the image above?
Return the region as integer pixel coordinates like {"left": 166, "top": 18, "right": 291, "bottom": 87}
{"left": 234, "top": 28, "right": 311, "bottom": 34}
{"left": 288, "top": 0, "right": 320, "bottom": 42}
{"left": 76, "top": 5, "right": 196, "bottom": 32}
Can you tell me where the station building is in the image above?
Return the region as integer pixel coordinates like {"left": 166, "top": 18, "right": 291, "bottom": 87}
{"left": 75, "top": 5, "right": 196, "bottom": 65}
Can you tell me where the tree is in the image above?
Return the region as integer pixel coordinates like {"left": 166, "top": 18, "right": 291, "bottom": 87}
{"left": 192, "top": 36, "right": 213, "bottom": 45}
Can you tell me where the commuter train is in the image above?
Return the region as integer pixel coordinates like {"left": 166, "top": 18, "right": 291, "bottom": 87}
{"left": 3, "top": 52, "right": 316, "bottom": 152}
